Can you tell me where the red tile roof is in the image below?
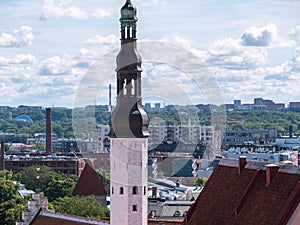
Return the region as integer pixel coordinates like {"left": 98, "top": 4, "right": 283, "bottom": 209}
{"left": 72, "top": 162, "right": 107, "bottom": 196}
{"left": 183, "top": 158, "right": 300, "bottom": 225}
{"left": 30, "top": 210, "right": 109, "bottom": 225}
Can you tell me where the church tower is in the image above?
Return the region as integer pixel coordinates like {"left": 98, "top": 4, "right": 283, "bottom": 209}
{"left": 109, "top": 0, "right": 149, "bottom": 224}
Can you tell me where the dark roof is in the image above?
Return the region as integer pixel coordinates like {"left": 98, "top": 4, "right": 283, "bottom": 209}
{"left": 183, "top": 158, "right": 300, "bottom": 225}
{"left": 72, "top": 162, "right": 107, "bottom": 196}
{"left": 30, "top": 210, "right": 109, "bottom": 225}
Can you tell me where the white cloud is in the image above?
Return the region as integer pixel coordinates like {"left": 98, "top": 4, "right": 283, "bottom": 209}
{"left": 241, "top": 23, "right": 294, "bottom": 47}
{"left": 265, "top": 47, "right": 300, "bottom": 77}
{"left": 38, "top": 54, "right": 75, "bottom": 75}
{"left": 140, "top": 0, "right": 159, "bottom": 7}
{"left": 0, "top": 54, "right": 36, "bottom": 65}
{"left": 241, "top": 23, "right": 278, "bottom": 46}
{"left": 40, "top": 0, "right": 87, "bottom": 20}
{"left": 291, "top": 47, "right": 300, "bottom": 71}
{"left": 0, "top": 26, "right": 33, "bottom": 47}
{"left": 160, "top": 34, "right": 192, "bottom": 50}
{"left": 85, "top": 34, "right": 119, "bottom": 46}
{"left": 205, "top": 38, "right": 268, "bottom": 69}
{"left": 289, "top": 25, "right": 300, "bottom": 42}
{"left": 92, "top": 9, "right": 111, "bottom": 19}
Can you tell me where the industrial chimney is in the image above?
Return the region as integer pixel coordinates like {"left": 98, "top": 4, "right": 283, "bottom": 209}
{"left": 0, "top": 140, "right": 4, "bottom": 170}
{"left": 46, "top": 108, "right": 52, "bottom": 154}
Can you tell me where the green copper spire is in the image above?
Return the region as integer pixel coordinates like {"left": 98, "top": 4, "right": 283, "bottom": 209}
{"left": 120, "top": 0, "right": 137, "bottom": 28}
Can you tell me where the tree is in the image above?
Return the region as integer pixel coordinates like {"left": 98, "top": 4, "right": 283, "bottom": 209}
{"left": 194, "top": 177, "right": 208, "bottom": 187}
{"left": 33, "top": 141, "right": 45, "bottom": 151}
{"left": 0, "top": 197, "right": 27, "bottom": 225}
{"left": 53, "top": 195, "right": 109, "bottom": 219}
{"left": 0, "top": 171, "right": 19, "bottom": 203}
{"left": 0, "top": 171, "right": 27, "bottom": 225}
{"left": 96, "top": 169, "right": 110, "bottom": 187}
{"left": 0, "top": 179, "right": 19, "bottom": 203}
{"left": 13, "top": 166, "right": 57, "bottom": 192}
{"left": 44, "top": 176, "right": 77, "bottom": 202}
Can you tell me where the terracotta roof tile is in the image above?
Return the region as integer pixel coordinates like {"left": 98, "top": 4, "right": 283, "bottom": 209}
{"left": 183, "top": 158, "right": 300, "bottom": 225}
{"left": 72, "top": 162, "right": 107, "bottom": 196}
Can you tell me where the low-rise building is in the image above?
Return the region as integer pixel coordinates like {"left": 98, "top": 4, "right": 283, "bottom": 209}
{"left": 221, "top": 128, "right": 277, "bottom": 149}
{"left": 4, "top": 153, "right": 85, "bottom": 176}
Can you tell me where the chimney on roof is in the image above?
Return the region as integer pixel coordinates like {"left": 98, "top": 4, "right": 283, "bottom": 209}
{"left": 238, "top": 156, "right": 247, "bottom": 174}
{"left": 0, "top": 140, "right": 4, "bottom": 170}
{"left": 265, "top": 164, "right": 279, "bottom": 186}
{"left": 46, "top": 108, "right": 52, "bottom": 154}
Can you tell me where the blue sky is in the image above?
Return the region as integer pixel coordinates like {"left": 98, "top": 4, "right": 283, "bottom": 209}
{"left": 0, "top": 0, "right": 299, "bottom": 108}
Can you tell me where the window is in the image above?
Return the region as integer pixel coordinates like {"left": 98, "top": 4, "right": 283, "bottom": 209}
{"left": 150, "top": 210, "right": 156, "bottom": 218}
{"left": 112, "top": 187, "right": 114, "bottom": 194}
{"left": 133, "top": 205, "right": 137, "bottom": 212}
{"left": 120, "top": 187, "right": 124, "bottom": 195}
{"left": 133, "top": 186, "right": 138, "bottom": 195}
{"left": 144, "top": 186, "right": 146, "bottom": 195}
{"left": 173, "top": 210, "right": 181, "bottom": 217}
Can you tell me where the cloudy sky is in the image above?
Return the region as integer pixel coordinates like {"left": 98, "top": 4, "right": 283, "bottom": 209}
{"left": 0, "top": 0, "right": 300, "bottom": 108}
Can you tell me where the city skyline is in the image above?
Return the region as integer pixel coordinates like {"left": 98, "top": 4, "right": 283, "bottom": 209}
{"left": 0, "top": 0, "right": 299, "bottom": 108}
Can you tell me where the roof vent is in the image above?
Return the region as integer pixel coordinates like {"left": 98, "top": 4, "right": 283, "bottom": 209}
{"left": 265, "top": 164, "right": 279, "bottom": 186}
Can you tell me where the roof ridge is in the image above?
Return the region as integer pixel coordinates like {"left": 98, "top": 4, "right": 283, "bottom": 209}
{"left": 40, "top": 210, "right": 107, "bottom": 224}
{"left": 233, "top": 170, "right": 261, "bottom": 216}
{"left": 273, "top": 181, "right": 300, "bottom": 225}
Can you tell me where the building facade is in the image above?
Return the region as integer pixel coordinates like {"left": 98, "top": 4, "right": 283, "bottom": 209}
{"left": 221, "top": 128, "right": 278, "bottom": 150}
{"left": 4, "top": 154, "right": 85, "bottom": 176}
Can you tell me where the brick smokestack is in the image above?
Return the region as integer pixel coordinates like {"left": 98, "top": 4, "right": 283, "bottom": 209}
{"left": 0, "top": 140, "right": 4, "bottom": 170}
{"left": 46, "top": 108, "right": 52, "bottom": 154}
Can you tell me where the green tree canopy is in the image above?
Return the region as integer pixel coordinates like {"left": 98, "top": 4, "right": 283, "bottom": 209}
{"left": 0, "top": 197, "right": 27, "bottom": 225}
{"left": 194, "top": 177, "right": 208, "bottom": 187}
{"left": 13, "top": 165, "right": 57, "bottom": 192}
{"left": 53, "top": 195, "right": 109, "bottom": 219}
{"left": 0, "top": 171, "right": 27, "bottom": 225}
{"left": 44, "top": 176, "right": 77, "bottom": 202}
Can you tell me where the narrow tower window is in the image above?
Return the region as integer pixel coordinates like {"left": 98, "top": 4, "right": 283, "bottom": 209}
{"left": 120, "top": 187, "right": 124, "bottom": 195}
{"left": 144, "top": 186, "right": 146, "bottom": 195}
{"left": 112, "top": 187, "right": 114, "bottom": 194}
{"left": 133, "top": 205, "right": 137, "bottom": 212}
{"left": 133, "top": 186, "right": 138, "bottom": 195}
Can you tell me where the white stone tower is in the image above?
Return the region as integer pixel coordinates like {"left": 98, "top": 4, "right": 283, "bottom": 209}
{"left": 109, "top": 1, "right": 149, "bottom": 224}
